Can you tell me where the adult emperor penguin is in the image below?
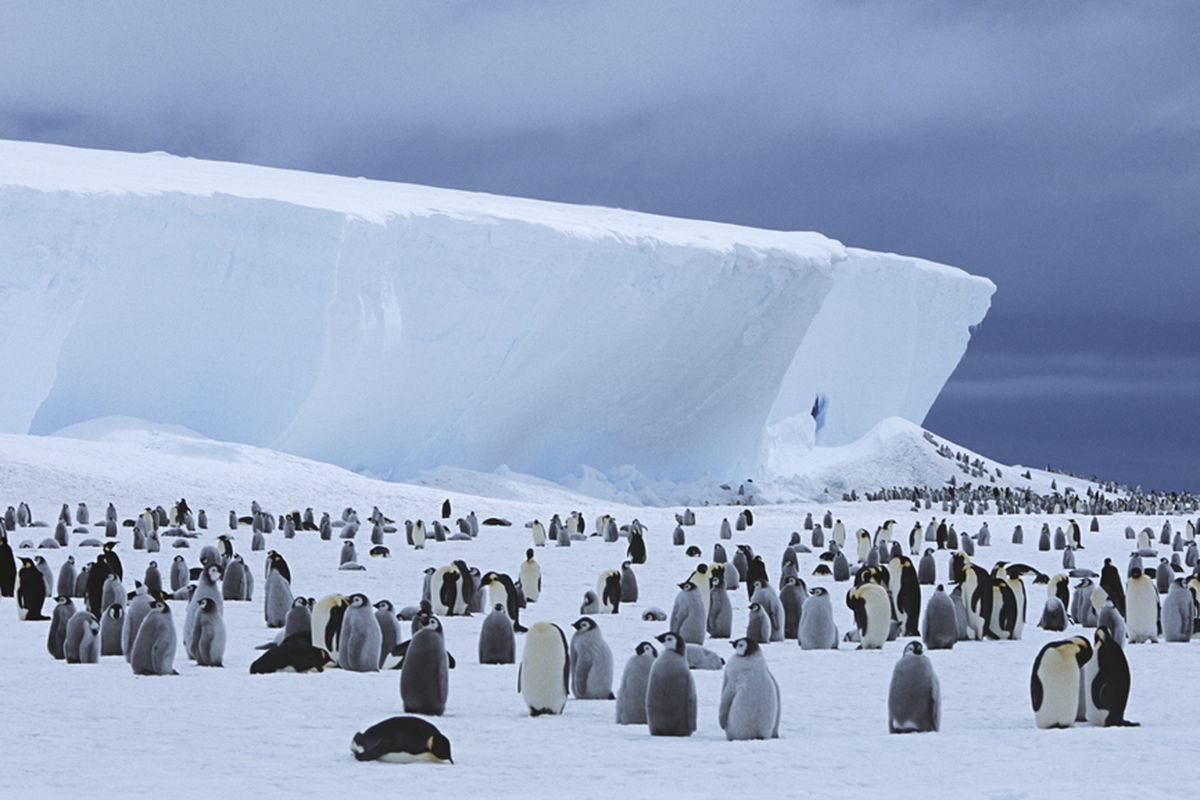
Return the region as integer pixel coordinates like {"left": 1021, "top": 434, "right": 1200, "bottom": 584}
{"left": 184, "top": 564, "right": 223, "bottom": 660}
{"left": 950, "top": 552, "right": 993, "bottom": 640}
{"left": 856, "top": 528, "right": 872, "bottom": 564}
{"left": 480, "top": 571, "right": 527, "bottom": 632}
{"left": 519, "top": 550, "right": 541, "bottom": 603}
{"left": 191, "top": 597, "right": 226, "bottom": 667}
{"left": 921, "top": 586, "right": 958, "bottom": 649}
{"left": 749, "top": 580, "right": 785, "bottom": 643}
{"left": 620, "top": 561, "right": 639, "bottom": 603}
{"left": 1100, "top": 558, "right": 1127, "bottom": 618}
{"left": 669, "top": 582, "right": 707, "bottom": 645}
{"left": 780, "top": 575, "right": 806, "bottom": 640}
{"left": 798, "top": 587, "right": 838, "bottom": 650}
{"left": 264, "top": 568, "right": 293, "bottom": 629}
{"left": 130, "top": 601, "right": 178, "bottom": 675}
{"left": 351, "top": 717, "right": 453, "bottom": 764}
{"left": 312, "top": 594, "right": 350, "bottom": 665}
{"left": 400, "top": 617, "right": 450, "bottom": 715}
{"left": 596, "top": 569, "right": 622, "bottom": 614}
{"left": 339, "top": 593, "right": 383, "bottom": 672}
{"left": 15, "top": 557, "right": 47, "bottom": 620}
{"left": 646, "top": 632, "right": 698, "bottom": 736}
{"left": 889, "top": 555, "right": 921, "bottom": 636}
{"left": 478, "top": 604, "right": 516, "bottom": 664}
{"left": 719, "top": 638, "right": 781, "bottom": 741}
{"left": 430, "top": 565, "right": 459, "bottom": 617}
{"left": 519, "top": 622, "right": 570, "bottom": 716}
{"left": 47, "top": 596, "right": 76, "bottom": 659}
{"left": 1083, "top": 627, "right": 1137, "bottom": 726}
{"left": 569, "top": 617, "right": 615, "bottom": 699}
{"left": 530, "top": 520, "right": 547, "bottom": 548}
{"left": 707, "top": 570, "right": 733, "bottom": 639}
{"left": 626, "top": 528, "right": 646, "bottom": 564}
{"left": 1030, "top": 636, "right": 1092, "bottom": 729}
{"left": 616, "top": 641, "right": 657, "bottom": 724}
{"left": 888, "top": 641, "right": 940, "bottom": 733}
{"left": 0, "top": 533, "right": 15, "bottom": 596}
{"left": 847, "top": 582, "right": 891, "bottom": 649}
{"left": 1126, "top": 566, "right": 1161, "bottom": 644}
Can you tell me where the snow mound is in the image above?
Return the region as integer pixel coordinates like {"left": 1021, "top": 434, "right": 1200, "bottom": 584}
{"left": 0, "top": 139, "right": 992, "bottom": 483}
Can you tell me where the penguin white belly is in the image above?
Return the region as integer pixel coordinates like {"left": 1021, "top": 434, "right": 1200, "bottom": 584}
{"left": 1127, "top": 583, "right": 1158, "bottom": 642}
{"left": 375, "top": 751, "right": 442, "bottom": 764}
{"left": 1035, "top": 651, "right": 1080, "bottom": 729}
{"left": 861, "top": 593, "right": 891, "bottom": 648}
{"left": 1082, "top": 655, "right": 1105, "bottom": 726}
{"left": 519, "top": 564, "right": 540, "bottom": 601}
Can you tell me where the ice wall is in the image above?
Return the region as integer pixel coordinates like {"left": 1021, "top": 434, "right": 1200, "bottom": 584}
{"left": 0, "top": 139, "right": 991, "bottom": 482}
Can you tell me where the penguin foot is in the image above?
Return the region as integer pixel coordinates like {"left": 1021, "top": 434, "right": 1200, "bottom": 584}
{"left": 513, "top": 623, "right": 528, "bottom": 633}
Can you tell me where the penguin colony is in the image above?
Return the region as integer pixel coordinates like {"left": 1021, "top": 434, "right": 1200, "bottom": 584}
{"left": 3, "top": 485, "right": 1198, "bottom": 774}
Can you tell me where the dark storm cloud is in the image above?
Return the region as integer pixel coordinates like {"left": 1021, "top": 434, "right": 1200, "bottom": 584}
{"left": 0, "top": 1, "right": 1196, "bottom": 488}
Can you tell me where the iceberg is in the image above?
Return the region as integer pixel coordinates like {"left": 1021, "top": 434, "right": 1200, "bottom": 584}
{"left": 0, "top": 139, "right": 993, "bottom": 482}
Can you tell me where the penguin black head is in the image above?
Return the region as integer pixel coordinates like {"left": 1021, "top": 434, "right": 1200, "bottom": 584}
{"left": 621, "top": 560, "right": 632, "bottom": 570}
{"left": 654, "top": 631, "right": 685, "bottom": 654}
{"left": 349, "top": 593, "right": 370, "bottom": 608}
{"left": 374, "top": 599, "right": 394, "bottom": 612}
{"left": 572, "top": 617, "right": 596, "bottom": 631}
{"left": 635, "top": 641, "right": 657, "bottom": 657}
{"left": 1129, "top": 566, "right": 1143, "bottom": 579}
{"left": 173, "top": 555, "right": 184, "bottom": 563}
{"left": 677, "top": 581, "right": 695, "bottom": 591}
{"left": 783, "top": 576, "right": 799, "bottom": 587}
{"left": 492, "top": 603, "right": 505, "bottom": 613}
{"left": 197, "top": 597, "right": 216, "bottom": 612}
{"left": 55, "top": 595, "right": 71, "bottom": 606}
{"left": 731, "top": 637, "right": 760, "bottom": 657}
{"left": 748, "top": 602, "right": 762, "bottom": 612}
{"left": 904, "top": 641, "right": 924, "bottom": 656}
{"left": 526, "top": 549, "right": 533, "bottom": 560}
{"left": 809, "top": 587, "right": 828, "bottom": 597}
{"left": 428, "top": 732, "right": 453, "bottom": 764}
{"left": 685, "top": 546, "right": 702, "bottom": 558}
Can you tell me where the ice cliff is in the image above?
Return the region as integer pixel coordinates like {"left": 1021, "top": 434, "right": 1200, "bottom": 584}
{"left": 0, "top": 140, "right": 994, "bottom": 482}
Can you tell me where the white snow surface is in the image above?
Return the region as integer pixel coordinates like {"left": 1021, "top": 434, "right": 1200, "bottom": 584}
{"left": 0, "top": 427, "right": 1194, "bottom": 799}
{"left": 0, "top": 139, "right": 993, "bottom": 484}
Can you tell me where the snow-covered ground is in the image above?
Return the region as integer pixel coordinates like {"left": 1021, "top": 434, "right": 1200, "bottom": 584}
{"left": 1, "top": 427, "right": 1194, "bottom": 799}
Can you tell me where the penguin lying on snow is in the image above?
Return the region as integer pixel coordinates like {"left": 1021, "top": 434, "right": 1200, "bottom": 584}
{"left": 352, "top": 717, "right": 452, "bottom": 764}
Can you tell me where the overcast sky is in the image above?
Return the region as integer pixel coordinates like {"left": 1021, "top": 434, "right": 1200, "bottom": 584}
{"left": 2, "top": 1, "right": 1196, "bottom": 490}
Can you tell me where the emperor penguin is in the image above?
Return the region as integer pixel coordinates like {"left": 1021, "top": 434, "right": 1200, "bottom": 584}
{"left": 1031, "top": 636, "right": 1092, "bottom": 728}
{"left": 596, "top": 569, "right": 622, "bottom": 614}
{"left": 480, "top": 571, "right": 527, "bottom": 632}
{"left": 949, "top": 552, "right": 993, "bottom": 640}
{"left": 798, "top": 588, "right": 838, "bottom": 650}
{"left": 719, "top": 638, "right": 781, "bottom": 740}
{"left": 530, "top": 520, "right": 547, "bottom": 548}
{"left": 1083, "top": 627, "right": 1137, "bottom": 726}
{"left": 1162, "top": 578, "right": 1193, "bottom": 642}
{"left": 339, "top": 593, "right": 383, "bottom": 672}
{"left": 374, "top": 600, "right": 402, "bottom": 668}
{"left": 264, "top": 568, "right": 293, "bottom": 628}
{"left": 519, "top": 622, "right": 570, "bottom": 716}
{"left": 142, "top": 561, "right": 162, "bottom": 598}
{"left": 909, "top": 522, "right": 923, "bottom": 555}
{"left": 646, "top": 632, "right": 698, "bottom": 736}
{"left": 0, "top": 534, "right": 15, "bottom": 597}
{"left": 685, "top": 563, "right": 712, "bottom": 612}
{"left": 856, "top": 529, "right": 872, "bottom": 563}
{"left": 47, "top": 596, "right": 76, "bottom": 659}
{"left": 400, "top": 617, "right": 450, "bottom": 715}
{"left": 569, "top": 617, "right": 615, "bottom": 699}
{"left": 921, "top": 585, "right": 958, "bottom": 649}
{"left": 846, "top": 582, "right": 891, "bottom": 649}
{"left": 707, "top": 570, "right": 733, "bottom": 639}
{"left": 191, "top": 597, "right": 227, "bottom": 667}
{"left": 312, "top": 594, "right": 350, "bottom": 664}
{"left": 430, "top": 565, "right": 459, "bottom": 617}
{"left": 888, "top": 641, "right": 940, "bottom": 733}
{"left": 130, "top": 601, "right": 178, "bottom": 675}
{"left": 626, "top": 529, "right": 646, "bottom": 564}
{"left": 669, "top": 582, "right": 707, "bottom": 645}
{"left": 184, "top": 565, "right": 223, "bottom": 660}
{"left": 64, "top": 610, "right": 98, "bottom": 662}
{"left": 749, "top": 580, "right": 785, "bottom": 642}
{"left": 16, "top": 557, "right": 47, "bottom": 620}
{"left": 779, "top": 575, "right": 806, "bottom": 640}
{"left": 917, "top": 549, "right": 936, "bottom": 585}
{"left": 889, "top": 555, "right": 921, "bottom": 637}
{"left": 1037, "top": 598, "right": 1069, "bottom": 632}
{"left": 620, "top": 561, "right": 639, "bottom": 603}
{"left": 615, "top": 642, "right": 657, "bottom": 724}
{"left": 832, "top": 519, "right": 846, "bottom": 547}
{"left": 123, "top": 591, "right": 154, "bottom": 662}
{"left": 351, "top": 716, "right": 453, "bottom": 764}
{"left": 832, "top": 551, "right": 850, "bottom": 582}
{"left": 745, "top": 603, "right": 771, "bottom": 644}
{"left": 169, "top": 555, "right": 188, "bottom": 592}
{"left": 100, "top": 573, "right": 127, "bottom": 613}
{"left": 100, "top": 604, "right": 124, "bottom": 656}
{"left": 1125, "top": 566, "right": 1160, "bottom": 643}
{"left": 56, "top": 556, "right": 77, "bottom": 599}
{"left": 1097, "top": 602, "right": 1127, "bottom": 646}
{"left": 478, "top": 604, "right": 516, "bottom": 664}
{"left": 519, "top": 550, "right": 541, "bottom": 603}
{"left": 222, "top": 555, "right": 250, "bottom": 601}
{"left": 1100, "top": 558, "right": 1126, "bottom": 617}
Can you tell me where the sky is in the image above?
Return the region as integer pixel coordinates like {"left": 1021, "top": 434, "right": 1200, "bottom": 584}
{"left": 0, "top": 1, "right": 1195, "bottom": 490}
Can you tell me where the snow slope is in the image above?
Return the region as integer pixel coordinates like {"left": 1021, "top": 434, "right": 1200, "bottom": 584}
{"left": 0, "top": 426, "right": 1193, "bottom": 799}
{"left": 0, "top": 139, "right": 991, "bottom": 483}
